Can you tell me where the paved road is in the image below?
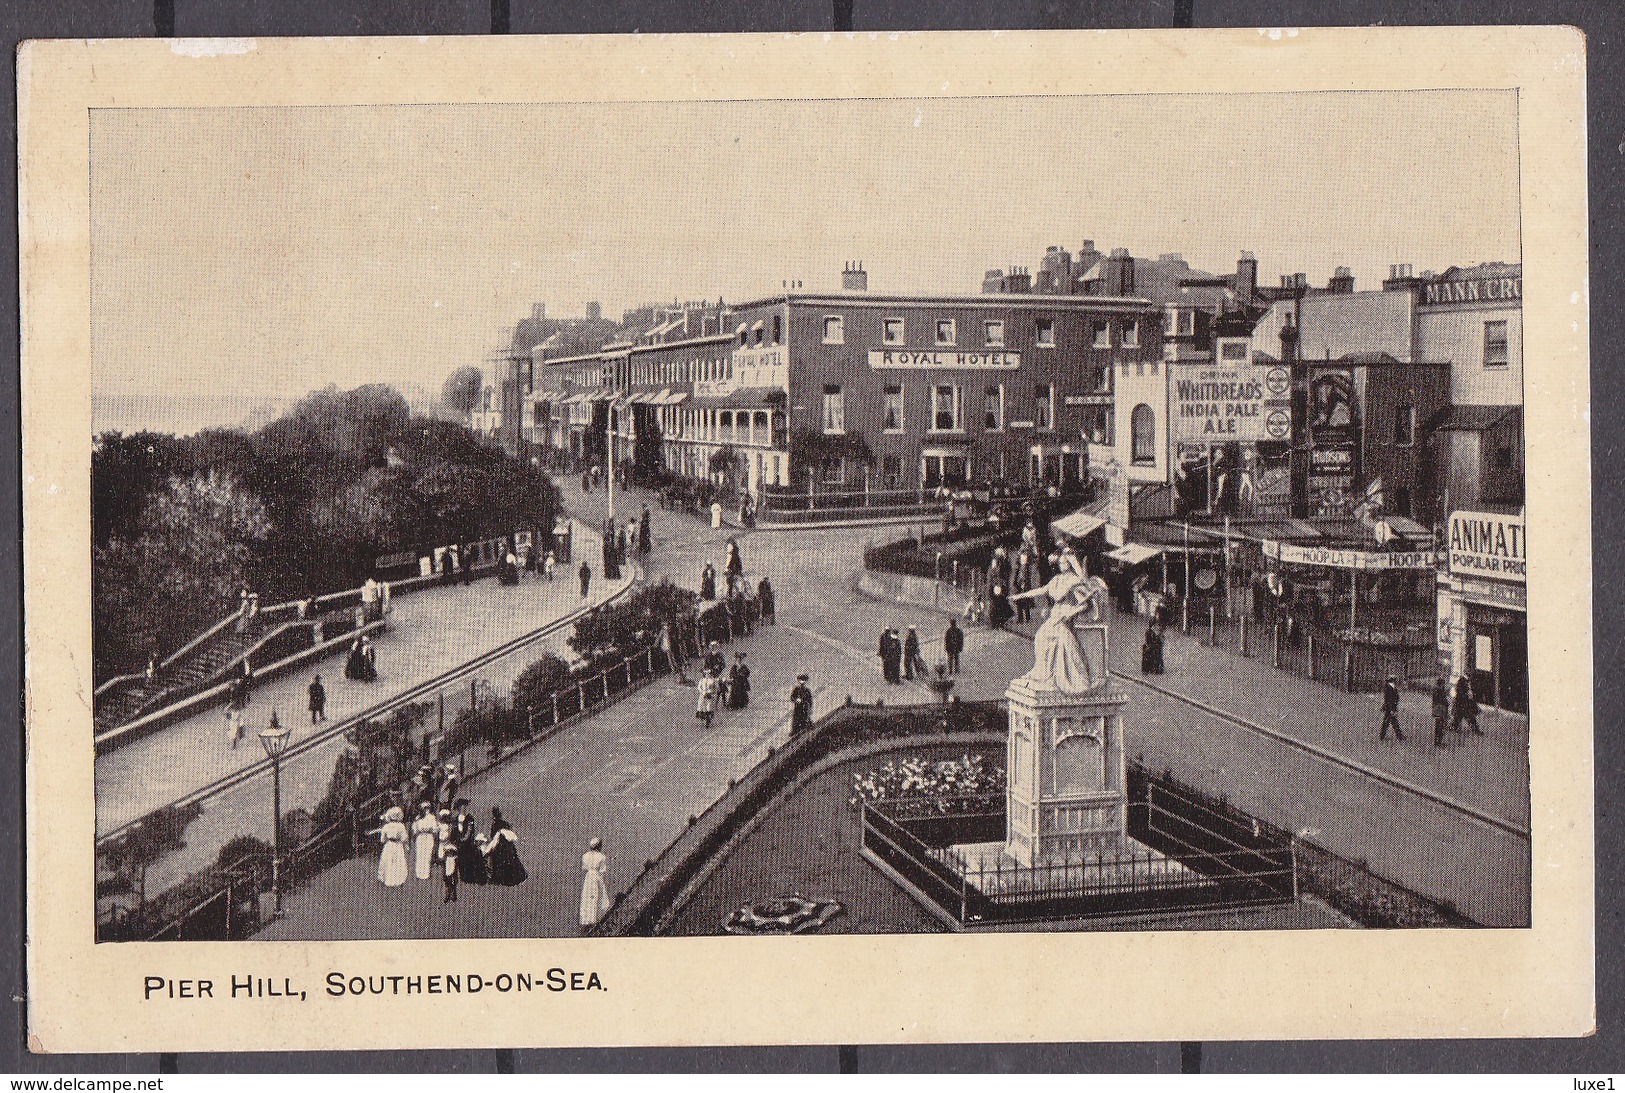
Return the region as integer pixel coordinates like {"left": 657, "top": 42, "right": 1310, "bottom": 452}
{"left": 95, "top": 522, "right": 630, "bottom": 887}
{"left": 253, "top": 481, "right": 1530, "bottom": 934}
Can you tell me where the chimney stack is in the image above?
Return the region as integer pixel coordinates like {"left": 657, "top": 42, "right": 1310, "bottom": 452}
{"left": 1236, "top": 251, "right": 1258, "bottom": 301}
{"left": 1328, "top": 266, "right": 1354, "bottom": 294}
{"left": 842, "top": 261, "right": 868, "bottom": 292}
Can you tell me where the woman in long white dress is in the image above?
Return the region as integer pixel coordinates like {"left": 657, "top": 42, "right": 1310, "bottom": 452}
{"left": 579, "top": 837, "right": 611, "bottom": 933}
{"left": 410, "top": 802, "right": 439, "bottom": 881}
{"left": 373, "top": 807, "right": 409, "bottom": 888}
{"left": 1011, "top": 573, "right": 1108, "bottom": 694}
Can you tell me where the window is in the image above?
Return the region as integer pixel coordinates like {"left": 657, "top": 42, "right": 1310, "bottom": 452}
{"left": 984, "top": 320, "right": 1005, "bottom": 347}
{"left": 882, "top": 454, "right": 902, "bottom": 488}
{"left": 883, "top": 384, "right": 905, "bottom": 432}
{"left": 1092, "top": 320, "right": 1111, "bottom": 348}
{"left": 753, "top": 322, "right": 764, "bottom": 346}
{"left": 1034, "top": 383, "right": 1054, "bottom": 430}
{"left": 1220, "top": 340, "right": 1249, "bottom": 361}
{"left": 1163, "top": 309, "right": 1176, "bottom": 336}
{"left": 883, "top": 317, "right": 905, "bottom": 345}
{"left": 772, "top": 314, "right": 783, "bottom": 344}
{"left": 931, "top": 384, "right": 961, "bottom": 432}
{"left": 1493, "top": 445, "right": 1514, "bottom": 470}
{"left": 935, "top": 319, "right": 957, "bottom": 346}
{"left": 822, "top": 385, "right": 845, "bottom": 434}
{"left": 738, "top": 325, "right": 748, "bottom": 347}
{"left": 983, "top": 384, "right": 1004, "bottom": 431}
{"left": 719, "top": 411, "right": 734, "bottom": 442}
{"left": 1122, "top": 319, "right": 1139, "bottom": 348}
{"left": 1035, "top": 317, "right": 1055, "bottom": 347}
{"left": 1131, "top": 404, "right": 1156, "bottom": 465}
{"left": 822, "top": 315, "right": 845, "bottom": 344}
{"left": 1083, "top": 407, "right": 1112, "bottom": 446}
{"left": 1394, "top": 403, "right": 1415, "bottom": 446}
{"left": 1483, "top": 320, "right": 1509, "bottom": 367}
{"left": 533, "top": 403, "right": 544, "bottom": 425}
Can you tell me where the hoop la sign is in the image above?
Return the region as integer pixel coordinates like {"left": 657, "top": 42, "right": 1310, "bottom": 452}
{"left": 1172, "top": 360, "right": 1292, "bottom": 442}
{"left": 1448, "top": 510, "right": 1526, "bottom": 583}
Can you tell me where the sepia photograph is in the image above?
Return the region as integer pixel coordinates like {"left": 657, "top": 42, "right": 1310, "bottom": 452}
{"left": 21, "top": 29, "right": 1592, "bottom": 1051}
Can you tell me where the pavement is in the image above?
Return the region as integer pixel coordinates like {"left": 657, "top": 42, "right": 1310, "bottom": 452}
{"left": 94, "top": 520, "right": 629, "bottom": 851}
{"left": 254, "top": 475, "right": 1531, "bottom": 935}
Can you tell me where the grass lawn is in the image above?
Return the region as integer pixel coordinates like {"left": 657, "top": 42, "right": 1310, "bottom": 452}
{"left": 663, "top": 746, "right": 1351, "bottom": 936}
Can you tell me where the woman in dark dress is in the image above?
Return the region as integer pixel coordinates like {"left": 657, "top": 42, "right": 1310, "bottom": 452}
{"left": 453, "top": 801, "right": 487, "bottom": 886}
{"left": 699, "top": 563, "right": 717, "bottom": 601}
{"left": 988, "top": 584, "right": 1013, "bottom": 631}
{"left": 483, "top": 808, "right": 528, "bottom": 887}
{"left": 1141, "top": 620, "right": 1166, "bottom": 675}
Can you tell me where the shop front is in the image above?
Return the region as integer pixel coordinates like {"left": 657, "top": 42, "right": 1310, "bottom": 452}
{"left": 1438, "top": 509, "right": 1527, "bottom": 714}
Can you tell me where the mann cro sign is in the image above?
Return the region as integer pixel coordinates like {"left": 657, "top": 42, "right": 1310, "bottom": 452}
{"left": 1448, "top": 510, "right": 1526, "bottom": 582}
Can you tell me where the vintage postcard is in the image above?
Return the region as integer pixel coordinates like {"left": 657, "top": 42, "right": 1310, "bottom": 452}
{"left": 20, "top": 28, "right": 1591, "bottom": 1052}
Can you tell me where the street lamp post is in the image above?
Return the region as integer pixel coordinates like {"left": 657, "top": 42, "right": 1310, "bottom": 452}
{"left": 258, "top": 712, "right": 292, "bottom": 918}
{"left": 606, "top": 401, "right": 617, "bottom": 521}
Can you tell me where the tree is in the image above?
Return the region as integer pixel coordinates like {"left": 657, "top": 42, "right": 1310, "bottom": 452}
{"left": 708, "top": 443, "right": 738, "bottom": 480}
{"left": 101, "top": 802, "right": 203, "bottom": 911}
{"left": 93, "top": 469, "right": 272, "bottom": 678}
{"left": 441, "top": 366, "right": 484, "bottom": 418}
{"left": 510, "top": 653, "right": 573, "bottom": 716}
{"left": 791, "top": 428, "right": 875, "bottom": 484}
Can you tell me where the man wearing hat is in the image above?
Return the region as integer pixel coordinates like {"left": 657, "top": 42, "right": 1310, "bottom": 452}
{"left": 1378, "top": 674, "right": 1404, "bottom": 741}
{"left": 703, "top": 641, "right": 726, "bottom": 679}
{"left": 727, "top": 652, "right": 751, "bottom": 710}
{"left": 790, "top": 674, "right": 814, "bottom": 738}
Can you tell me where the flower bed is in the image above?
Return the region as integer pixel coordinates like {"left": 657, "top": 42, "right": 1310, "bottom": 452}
{"left": 847, "top": 753, "right": 1005, "bottom": 817}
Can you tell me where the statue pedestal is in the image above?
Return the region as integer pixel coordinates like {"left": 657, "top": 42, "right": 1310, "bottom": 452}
{"left": 1004, "top": 644, "right": 1129, "bottom": 866}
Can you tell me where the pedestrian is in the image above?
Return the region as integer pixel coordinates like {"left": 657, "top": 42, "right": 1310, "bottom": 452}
{"left": 439, "top": 763, "right": 460, "bottom": 812}
{"left": 544, "top": 549, "right": 557, "bottom": 581}
{"left": 1452, "top": 675, "right": 1483, "bottom": 735}
{"left": 441, "top": 546, "right": 457, "bottom": 586}
{"left": 224, "top": 704, "right": 244, "bottom": 750}
{"left": 724, "top": 539, "right": 744, "bottom": 582}
{"left": 696, "top": 670, "right": 720, "bottom": 728}
{"left": 482, "top": 808, "right": 528, "bottom": 886}
{"left": 790, "top": 673, "right": 814, "bottom": 737}
{"left": 615, "top": 526, "right": 627, "bottom": 561}
{"left": 436, "top": 809, "right": 458, "bottom": 904}
{"left": 879, "top": 628, "right": 902, "bottom": 685}
{"left": 699, "top": 562, "right": 717, "bottom": 601}
{"left": 1379, "top": 674, "right": 1405, "bottom": 741}
{"left": 236, "top": 587, "right": 250, "bottom": 633}
{"left": 145, "top": 652, "right": 158, "bottom": 685}
{"left": 1141, "top": 619, "right": 1165, "bottom": 675}
{"left": 1431, "top": 677, "right": 1451, "bottom": 747}
{"left": 453, "top": 800, "right": 487, "bottom": 886}
{"left": 579, "top": 837, "right": 611, "bottom": 934}
{"left": 639, "top": 506, "right": 652, "bottom": 555}
{"left": 582, "top": 471, "right": 591, "bottom": 494}
{"left": 703, "top": 641, "right": 725, "bottom": 678}
{"left": 579, "top": 560, "right": 592, "bottom": 598}
{"left": 372, "top": 807, "right": 409, "bottom": 888}
{"left": 903, "top": 626, "right": 926, "bottom": 681}
{"left": 728, "top": 652, "right": 751, "bottom": 710}
{"left": 361, "top": 576, "right": 381, "bottom": 621}
{"left": 461, "top": 544, "right": 476, "bottom": 585}
{"left": 757, "top": 577, "right": 776, "bottom": 624}
{"left": 1012, "top": 568, "right": 1033, "bottom": 624}
{"left": 664, "top": 617, "right": 688, "bottom": 683}
{"left": 411, "top": 801, "right": 439, "bottom": 881}
{"left": 711, "top": 500, "right": 723, "bottom": 529}
{"left": 308, "top": 674, "right": 326, "bottom": 724}
{"left": 363, "top": 635, "right": 378, "bottom": 682}
{"left": 964, "top": 592, "right": 985, "bottom": 626}
{"left": 944, "top": 618, "right": 964, "bottom": 674}
{"left": 988, "top": 584, "right": 1013, "bottom": 630}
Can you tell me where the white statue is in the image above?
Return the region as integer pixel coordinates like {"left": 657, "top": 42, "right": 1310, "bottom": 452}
{"left": 1011, "top": 572, "right": 1108, "bottom": 694}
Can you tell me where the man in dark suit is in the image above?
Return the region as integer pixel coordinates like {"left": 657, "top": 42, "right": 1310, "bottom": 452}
{"left": 1378, "top": 675, "right": 1404, "bottom": 741}
{"left": 790, "top": 674, "right": 813, "bottom": 737}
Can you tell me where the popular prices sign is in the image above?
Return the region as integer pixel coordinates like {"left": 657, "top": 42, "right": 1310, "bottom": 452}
{"left": 1172, "top": 360, "right": 1291, "bottom": 442}
{"left": 1448, "top": 510, "right": 1526, "bottom": 583}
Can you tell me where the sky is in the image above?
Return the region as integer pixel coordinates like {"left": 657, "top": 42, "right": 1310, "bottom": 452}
{"left": 89, "top": 90, "right": 1520, "bottom": 417}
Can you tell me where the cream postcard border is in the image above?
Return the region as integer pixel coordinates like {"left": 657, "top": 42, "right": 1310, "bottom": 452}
{"left": 19, "top": 28, "right": 1593, "bottom": 1052}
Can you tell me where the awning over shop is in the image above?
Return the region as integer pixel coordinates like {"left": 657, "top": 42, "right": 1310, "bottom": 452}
{"left": 1053, "top": 509, "right": 1105, "bottom": 539}
{"left": 1107, "top": 543, "right": 1164, "bottom": 566}
{"left": 653, "top": 389, "right": 688, "bottom": 406}
{"left": 686, "top": 386, "right": 785, "bottom": 411}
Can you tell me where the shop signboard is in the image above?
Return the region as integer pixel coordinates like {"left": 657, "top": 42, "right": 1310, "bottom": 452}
{"left": 1447, "top": 510, "right": 1525, "bottom": 582}
{"left": 1171, "top": 359, "right": 1292, "bottom": 442}
{"left": 1262, "top": 541, "right": 1437, "bottom": 571}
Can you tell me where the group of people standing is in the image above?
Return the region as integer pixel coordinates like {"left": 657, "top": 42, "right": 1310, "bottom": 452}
{"left": 876, "top": 621, "right": 964, "bottom": 684}
{"left": 695, "top": 644, "right": 751, "bottom": 727}
{"left": 600, "top": 506, "right": 652, "bottom": 583}
{"left": 371, "top": 799, "right": 527, "bottom": 902}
